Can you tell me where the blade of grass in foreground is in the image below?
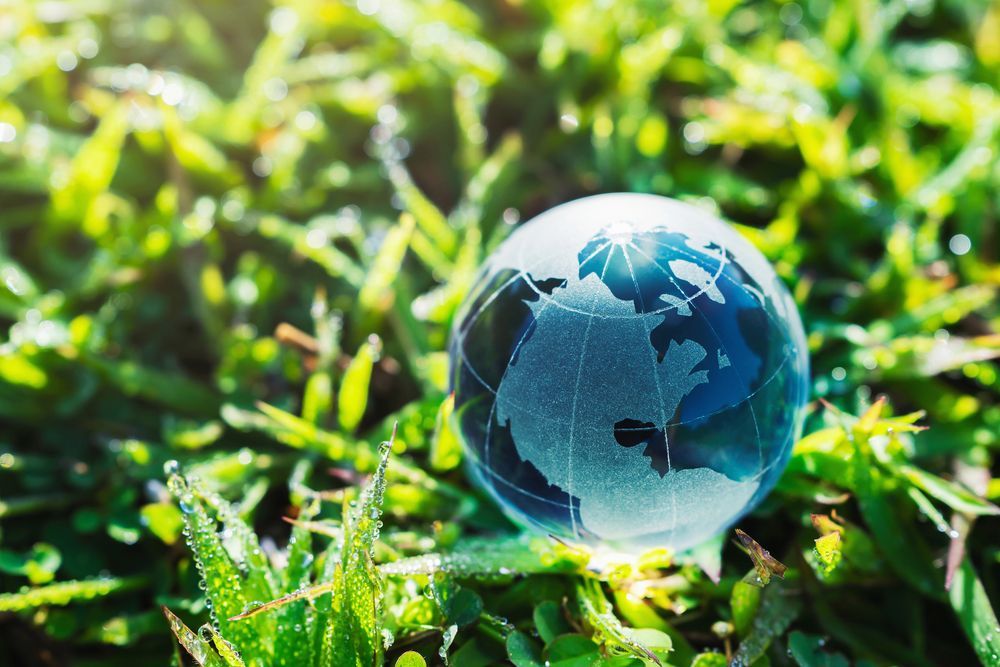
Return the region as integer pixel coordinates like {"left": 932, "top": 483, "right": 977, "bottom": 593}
{"left": 324, "top": 425, "right": 395, "bottom": 667}
{"left": 166, "top": 467, "right": 271, "bottom": 664}
{"left": 730, "top": 584, "right": 801, "bottom": 667}
{"left": 163, "top": 606, "right": 227, "bottom": 667}
{"left": 949, "top": 558, "right": 1000, "bottom": 666}
{"left": 576, "top": 577, "right": 672, "bottom": 665}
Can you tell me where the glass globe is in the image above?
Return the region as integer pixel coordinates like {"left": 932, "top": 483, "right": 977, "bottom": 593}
{"left": 449, "top": 193, "right": 810, "bottom": 554}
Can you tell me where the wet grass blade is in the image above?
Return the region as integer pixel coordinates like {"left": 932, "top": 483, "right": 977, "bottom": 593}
{"left": 949, "top": 558, "right": 1000, "bottom": 666}
{"left": 326, "top": 425, "right": 395, "bottom": 667}
{"left": 730, "top": 584, "right": 801, "bottom": 667}
{"left": 166, "top": 472, "right": 270, "bottom": 663}
{"left": 0, "top": 576, "right": 145, "bottom": 612}
{"left": 575, "top": 577, "right": 671, "bottom": 665}
{"left": 379, "top": 535, "right": 588, "bottom": 578}
{"left": 162, "top": 607, "right": 226, "bottom": 667}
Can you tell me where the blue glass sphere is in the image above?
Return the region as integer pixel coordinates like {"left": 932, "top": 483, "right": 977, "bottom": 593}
{"left": 449, "top": 193, "right": 809, "bottom": 554}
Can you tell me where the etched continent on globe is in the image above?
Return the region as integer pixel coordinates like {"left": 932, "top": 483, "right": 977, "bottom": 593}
{"left": 449, "top": 193, "right": 809, "bottom": 554}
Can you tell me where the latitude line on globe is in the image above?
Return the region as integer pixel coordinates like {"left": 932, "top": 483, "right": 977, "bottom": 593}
{"left": 460, "top": 432, "right": 787, "bottom": 512}
{"left": 462, "top": 340, "right": 793, "bottom": 433}
{"left": 515, "top": 236, "right": 738, "bottom": 319}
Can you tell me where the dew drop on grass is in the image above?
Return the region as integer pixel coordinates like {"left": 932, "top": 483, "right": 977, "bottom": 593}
{"left": 439, "top": 624, "right": 458, "bottom": 665}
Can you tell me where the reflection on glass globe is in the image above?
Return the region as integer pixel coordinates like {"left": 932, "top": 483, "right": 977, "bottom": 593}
{"left": 449, "top": 193, "right": 810, "bottom": 555}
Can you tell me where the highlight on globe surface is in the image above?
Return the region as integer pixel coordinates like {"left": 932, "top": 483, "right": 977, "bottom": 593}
{"left": 1, "top": 1, "right": 998, "bottom": 666}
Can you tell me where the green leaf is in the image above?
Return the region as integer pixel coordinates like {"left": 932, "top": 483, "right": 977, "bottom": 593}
{"left": 691, "top": 653, "right": 727, "bottom": 667}
{"left": 730, "top": 581, "right": 761, "bottom": 637}
{"left": 81, "top": 354, "right": 221, "bottom": 417}
{"left": 140, "top": 502, "right": 185, "bottom": 545}
{"left": 534, "top": 600, "right": 572, "bottom": 644}
{"left": 223, "top": 402, "right": 368, "bottom": 465}
{"left": 385, "top": 161, "right": 457, "bottom": 257}
{"left": 84, "top": 610, "right": 164, "bottom": 646}
{"left": 163, "top": 108, "right": 239, "bottom": 185}
{"left": 731, "top": 584, "right": 801, "bottom": 667}
{"left": 788, "top": 631, "right": 849, "bottom": 667}
{"left": 443, "top": 586, "right": 484, "bottom": 628}
{"left": 162, "top": 607, "right": 226, "bottom": 667}
{"left": 49, "top": 101, "right": 129, "bottom": 233}
{"left": 339, "top": 334, "right": 381, "bottom": 432}
{"left": 359, "top": 214, "right": 415, "bottom": 313}
{"left": 851, "top": 451, "right": 941, "bottom": 597}
{"left": 380, "top": 535, "right": 587, "bottom": 578}
{"left": 162, "top": 417, "right": 225, "bottom": 450}
{"left": 576, "top": 578, "right": 666, "bottom": 664}
{"left": 507, "top": 631, "right": 544, "bottom": 667}
{"left": 203, "top": 624, "right": 248, "bottom": 667}
{"left": 430, "top": 393, "right": 462, "bottom": 471}
{"left": 450, "top": 634, "right": 506, "bottom": 666}
{"left": 0, "top": 542, "right": 61, "bottom": 584}
{"left": 166, "top": 472, "right": 271, "bottom": 663}
{"left": 543, "top": 634, "right": 600, "bottom": 667}
{"left": 948, "top": 557, "right": 1000, "bottom": 666}
{"left": 395, "top": 651, "right": 428, "bottom": 667}
{"left": 899, "top": 464, "right": 1000, "bottom": 516}
{"left": 302, "top": 370, "right": 334, "bottom": 425}
{"left": 621, "top": 628, "right": 672, "bottom": 658}
{"left": 255, "top": 214, "right": 366, "bottom": 288}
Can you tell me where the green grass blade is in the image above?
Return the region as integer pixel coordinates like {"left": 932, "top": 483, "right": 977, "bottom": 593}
{"left": 359, "top": 215, "right": 415, "bottom": 314}
{"left": 575, "top": 577, "right": 671, "bottom": 664}
{"left": 0, "top": 576, "right": 144, "bottom": 612}
{"left": 949, "top": 558, "right": 1000, "bottom": 666}
{"left": 899, "top": 464, "right": 1000, "bottom": 517}
{"left": 730, "top": 584, "right": 801, "bottom": 667}
{"left": 339, "top": 335, "right": 381, "bottom": 432}
{"left": 379, "top": 535, "right": 588, "bottom": 578}
{"left": 203, "top": 625, "right": 248, "bottom": 667}
{"left": 166, "top": 471, "right": 270, "bottom": 664}
{"left": 271, "top": 499, "right": 319, "bottom": 667}
{"left": 162, "top": 607, "right": 226, "bottom": 667}
{"left": 326, "top": 427, "right": 395, "bottom": 667}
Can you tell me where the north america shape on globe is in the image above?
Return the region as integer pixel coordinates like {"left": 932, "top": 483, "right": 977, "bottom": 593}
{"left": 450, "top": 193, "right": 810, "bottom": 554}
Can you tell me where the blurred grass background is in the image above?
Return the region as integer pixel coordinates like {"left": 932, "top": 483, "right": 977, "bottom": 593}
{"left": 0, "top": 0, "right": 999, "bottom": 665}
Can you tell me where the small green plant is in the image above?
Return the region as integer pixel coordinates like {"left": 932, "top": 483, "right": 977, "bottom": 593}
{"left": 162, "top": 427, "right": 394, "bottom": 666}
{"left": 158, "top": 399, "right": 1000, "bottom": 666}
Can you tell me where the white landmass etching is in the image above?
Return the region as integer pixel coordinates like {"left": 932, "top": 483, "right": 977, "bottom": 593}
{"left": 494, "top": 260, "right": 760, "bottom": 546}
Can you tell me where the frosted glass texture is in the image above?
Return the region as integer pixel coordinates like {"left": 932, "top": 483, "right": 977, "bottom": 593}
{"left": 449, "top": 193, "right": 810, "bottom": 554}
